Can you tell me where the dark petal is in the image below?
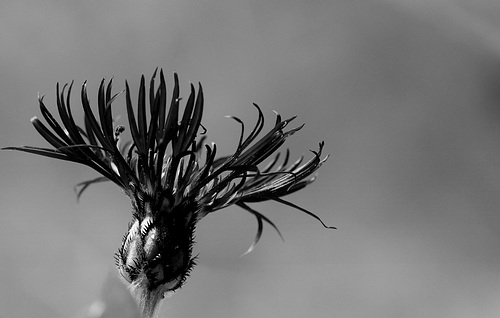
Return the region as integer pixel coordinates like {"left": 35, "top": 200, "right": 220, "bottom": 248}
{"left": 260, "top": 150, "right": 283, "bottom": 174}
{"left": 155, "top": 70, "right": 168, "bottom": 137}
{"left": 271, "top": 197, "right": 335, "bottom": 229}
{"left": 31, "top": 117, "right": 67, "bottom": 150}
{"left": 162, "top": 70, "right": 179, "bottom": 150}
{"left": 39, "top": 96, "right": 72, "bottom": 145}
{"left": 236, "top": 202, "right": 284, "bottom": 255}
{"left": 239, "top": 142, "right": 327, "bottom": 200}
{"left": 75, "top": 176, "right": 109, "bottom": 201}
{"left": 81, "top": 82, "right": 113, "bottom": 150}
{"left": 240, "top": 104, "right": 265, "bottom": 150}
{"left": 149, "top": 68, "right": 159, "bottom": 114}
{"left": 232, "top": 116, "right": 299, "bottom": 167}
{"left": 176, "top": 84, "right": 196, "bottom": 154}
{"left": 2, "top": 146, "right": 75, "bottom": 161}
{"left": 56, "top": 83, "right": 87, "bottom": 148}
{"left": 137, "top": 75, "right": 147, "bottom": 149}
{"left": 125, "top": 81, "right": 143, "bottom": 155}
{"left": 182, "top": 83, "right": 203, "bottom": 154}
{"left": 98, "top": 79, "right": 114, "bottom": 142}
{"left": 84, "top": 114, "right": 99, "bottom": 148}
{"left": 226, "top": 115, "right": 245, "bottom": 150}
{"left": 193, "top": 144, "right": 217, "bottom": 190}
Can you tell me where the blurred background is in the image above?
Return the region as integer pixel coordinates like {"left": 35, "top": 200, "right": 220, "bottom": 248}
{"left": 1, "top": 0, "right": 500, "bottom": 317}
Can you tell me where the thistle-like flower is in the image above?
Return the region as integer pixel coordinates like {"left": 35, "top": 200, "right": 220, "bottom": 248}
{"left": 4, "top": 70, "right": 332, "bottom": 317}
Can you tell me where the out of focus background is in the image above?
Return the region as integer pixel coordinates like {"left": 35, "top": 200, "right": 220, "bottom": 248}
{"left": 2, "top": 0, "right": 500, "bottom": 317}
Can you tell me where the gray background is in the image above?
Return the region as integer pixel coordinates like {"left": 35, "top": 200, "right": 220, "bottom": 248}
{"left": 1, "top": 0, "right": 500, "bottom": 317}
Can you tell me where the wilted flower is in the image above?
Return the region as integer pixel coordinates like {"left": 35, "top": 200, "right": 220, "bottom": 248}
{"left": 4, "top": 69, "right": 332, "bottom": 317}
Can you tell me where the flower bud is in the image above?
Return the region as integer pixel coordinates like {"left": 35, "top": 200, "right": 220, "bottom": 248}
{"left": 115, "top": 197, "right": 197, "bottom": 318}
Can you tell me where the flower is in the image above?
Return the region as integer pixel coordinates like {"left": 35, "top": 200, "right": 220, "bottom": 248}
{"left": 3, "top": 69, "right": 333, "bottom": 317}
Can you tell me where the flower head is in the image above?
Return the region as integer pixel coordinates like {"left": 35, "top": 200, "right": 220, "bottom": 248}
{"left": 4, "top": 69, "right": 332, "bottom": 317}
